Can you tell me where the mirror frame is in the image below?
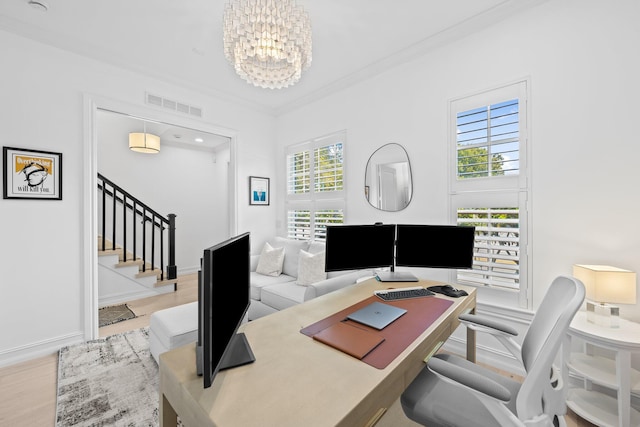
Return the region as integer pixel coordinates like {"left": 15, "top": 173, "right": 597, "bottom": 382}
{"left": 364, "top": 143, "right": 413, "bottom": 212}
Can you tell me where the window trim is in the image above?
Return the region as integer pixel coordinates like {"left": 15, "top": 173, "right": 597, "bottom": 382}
{"left": 448, "top": 79, "right": 531, "bottom": 309}
{"left": 449, "top": 81, "right": 528, "bottom": 194}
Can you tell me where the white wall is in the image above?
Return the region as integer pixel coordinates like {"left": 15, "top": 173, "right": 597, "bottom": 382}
{"left": 276, "top": 0, "right": 640, "bottom": 321}
{"left": 0, "top": 31, "right": 277, "bottom": 366}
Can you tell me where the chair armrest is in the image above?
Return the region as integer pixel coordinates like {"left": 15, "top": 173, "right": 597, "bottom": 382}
{"left": 428, "top": 355, "right": 511, "bottom": 402}
{"left": 458, "top": 313, "right": 521, "bottom": 362}
{"left": 458, "top": 313, "right": 518, "bottom": 336}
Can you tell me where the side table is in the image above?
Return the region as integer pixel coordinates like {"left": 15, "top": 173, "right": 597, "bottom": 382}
{"left": 563, "top": 311, "right": 640, "bottom": 427}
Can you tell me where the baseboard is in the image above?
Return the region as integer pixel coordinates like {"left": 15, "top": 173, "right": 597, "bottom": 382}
{"left": 0, "top": 331, "right": 84, "bottom": 368}
{"left": 99, "top": 289, "right": 167, "bottom": 307}
{"left": 178, "top": 265, "right": 199, "bottom": 275}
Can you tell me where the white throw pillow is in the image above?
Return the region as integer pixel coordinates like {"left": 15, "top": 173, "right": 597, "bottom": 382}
{"left": 256, "top": 242, "right": 285, "bottom": 277}
{"left": 272, "top": 237, "right": 310, "bottom": 277}
{"left": 297, "top": 250, "right": 327, "bottom": 286}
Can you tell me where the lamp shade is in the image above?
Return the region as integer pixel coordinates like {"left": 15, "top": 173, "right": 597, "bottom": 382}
{"left": 573, "top": 264, "right": 637, "bottom": 304}
{"left": 129, "top": 132, "right": 160, "bottom": 153}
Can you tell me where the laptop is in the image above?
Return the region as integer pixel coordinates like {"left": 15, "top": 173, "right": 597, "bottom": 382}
{"left": 375, "top": 271, "right": 419, "bottom": 282}
{"left": 346, "top": 301, "right": 407, "bottom": 330}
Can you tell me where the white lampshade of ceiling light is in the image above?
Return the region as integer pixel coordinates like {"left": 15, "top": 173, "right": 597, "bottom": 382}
{"left": 223, "top": 0, "right": 312, "bottom": 89}
{"left": 573, "top": 264, "right": 637, "bottom": 304}
{"left": 129, "top": 132, "right": 161, "bottom": 154}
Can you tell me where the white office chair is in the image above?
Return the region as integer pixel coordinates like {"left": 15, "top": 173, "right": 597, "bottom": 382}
{"left": 401, "top": 276, "right": 585, "bottom": 427}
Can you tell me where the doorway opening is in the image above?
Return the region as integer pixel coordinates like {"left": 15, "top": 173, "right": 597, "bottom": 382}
{"left": 85, "top": 95, "right": 237, "bottom": 340}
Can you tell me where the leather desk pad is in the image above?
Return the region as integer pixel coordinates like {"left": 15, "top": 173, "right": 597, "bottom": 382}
{"left": 301, "top": 295, "right": 454, "bottom": 369}
{"left": 312, "top": 321, "right": 385, "bottom": 359}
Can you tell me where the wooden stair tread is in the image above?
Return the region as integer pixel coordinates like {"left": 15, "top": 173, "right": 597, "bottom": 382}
{"left": 115, "top": 259, "right": 144, "bottom": 268}
{"left": 155, "top": 278, "right": 178, "bottom": 288}
{"left": 136, "top": 268, "right": 163, "bottom": 278}
{"left": 98, "top": 235, "right": 173, "bottom": 288}
{"left": 98, "top": 248, "right": 123, "bottom": 257}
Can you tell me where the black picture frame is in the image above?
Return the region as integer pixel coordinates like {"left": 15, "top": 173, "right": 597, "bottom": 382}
{"left": 249, "top": 176, "right": 269, "bottom": 206}
{"left": 3, "top": 146, "right": 63, "bottom": 200}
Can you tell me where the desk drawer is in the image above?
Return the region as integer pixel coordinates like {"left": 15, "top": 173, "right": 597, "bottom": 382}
{"left": 338, "top": 374, "right": 405, "bottom": 427}
{"left": 404, "top": 325, "right": 452, "bottom": 385}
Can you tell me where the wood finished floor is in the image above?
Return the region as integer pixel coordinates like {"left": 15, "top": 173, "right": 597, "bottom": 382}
{"left": 0, "top": 272, "right": 596, "bottom": 427}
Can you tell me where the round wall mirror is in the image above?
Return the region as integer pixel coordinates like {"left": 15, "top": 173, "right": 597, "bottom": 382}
{"left": 364, "top": 143, "right": 413, "bottom": 211}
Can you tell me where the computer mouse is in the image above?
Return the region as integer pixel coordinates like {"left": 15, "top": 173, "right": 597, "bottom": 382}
{"left": 443, "top": 285, "right": 468, "bottom": 297}
{"left": 427, "top": 284, "right": 468, "bottom": 298}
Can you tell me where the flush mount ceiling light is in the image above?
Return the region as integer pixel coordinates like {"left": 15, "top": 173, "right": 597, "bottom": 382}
{"left": 223, "top": 0, "right": 312, "bottom": 89}
{"left": 129, "top": 122, "right": 160, "bottom": 154}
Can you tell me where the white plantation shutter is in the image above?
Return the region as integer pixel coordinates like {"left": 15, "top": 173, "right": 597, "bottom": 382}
{"left": 313, "top": 209, "right": 344, "bottom": 241}
{"left": 287, "top": 210, "right": 311, "bottom": 240}
{"left": 286, "top": 131, "right": 345, "bottom": 240}
{"left": 314, "top": 144, "right": 343, "bottom": 193}
{"left": 287, "top": 151, "right": 310, "bottom": 195}
{"left": 457, "top": 208, "right": 520, "bottom": 289}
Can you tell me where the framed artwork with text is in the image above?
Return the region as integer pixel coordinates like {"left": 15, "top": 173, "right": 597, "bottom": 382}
{"left": 3, "top": 146, "right": 63, "bottom": 200}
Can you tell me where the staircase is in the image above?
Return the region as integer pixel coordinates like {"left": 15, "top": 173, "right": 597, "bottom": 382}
{"left": 98, "top": 173, "right": 178, "bottom": 306}
{"left": 98, "top": 237, "right": 176, "bottom": 306}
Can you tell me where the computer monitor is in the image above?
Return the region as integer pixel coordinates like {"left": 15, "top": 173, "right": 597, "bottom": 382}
{"left": 325, "top": 224, "right": 396, "bottom": 272}
{"left": 395, "top": 224, "right": 476, "bottom": 269}
{"left": 197, "top": 232, "right": 255, "bottom": 389}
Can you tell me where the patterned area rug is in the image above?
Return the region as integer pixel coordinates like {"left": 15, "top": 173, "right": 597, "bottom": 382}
{"left": 56, "top": 328, "right": 159, "bottom": 426}
{"left": 98, "top": 304, "right": 136, "bottom": 328}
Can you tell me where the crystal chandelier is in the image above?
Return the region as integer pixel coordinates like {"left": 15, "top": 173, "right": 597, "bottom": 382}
{"left": 223, "top": 0, "right": 312, "bottom": 89}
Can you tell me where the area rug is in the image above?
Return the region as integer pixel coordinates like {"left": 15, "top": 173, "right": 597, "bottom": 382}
{"left": 56, "top": 328, "right": 159, "bottom": 426}
{"left": 98, "top": 304, "right": 137, "bottom": 328}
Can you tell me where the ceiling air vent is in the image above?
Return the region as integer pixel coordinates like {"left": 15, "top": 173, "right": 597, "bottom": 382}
{"left": 145, "top": 92, "right": 203, "bottom": 118}
{"left": 177, "top": 103, "right": 190, "bottom": 114}
{"left": 146, "top": 93, "right": 163, "bottom": 107}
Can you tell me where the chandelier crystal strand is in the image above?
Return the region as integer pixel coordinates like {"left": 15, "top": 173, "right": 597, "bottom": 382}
{"left": 223, "top": 0, "right": 312, "bottom": 89}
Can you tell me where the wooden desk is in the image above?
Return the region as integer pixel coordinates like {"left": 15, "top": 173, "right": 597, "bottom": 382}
{"left": 159, "top": 278, "right": 476, "bottom": 427}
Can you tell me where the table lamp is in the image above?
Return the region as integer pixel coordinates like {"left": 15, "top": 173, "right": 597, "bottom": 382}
{"left": 572, "top": 264, "right": 637, "bottom": 328}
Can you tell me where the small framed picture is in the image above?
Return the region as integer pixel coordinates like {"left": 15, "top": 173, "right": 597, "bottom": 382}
{"left": 249, "top": 176, "right": 270, "bottom": 206}
{"left": 3, "top": 146, "right": 63, "bottom": 200}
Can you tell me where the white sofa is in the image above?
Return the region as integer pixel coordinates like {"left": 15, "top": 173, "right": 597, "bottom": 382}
{"left": 150, "top": 236, "right": 372, "bottom": 362}
{"left": 149, "top": 301, "right": 199, "bottom": 364}
{"left": 247, "top": 236, "right": 374, "bottom": 320}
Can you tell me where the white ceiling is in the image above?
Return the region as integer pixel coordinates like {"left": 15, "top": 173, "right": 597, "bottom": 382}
{"left": 98, "top": 109, "right": 231, "bottom": 152}
{"left": 0, "top": 0, "right": 547, "bottom": 115}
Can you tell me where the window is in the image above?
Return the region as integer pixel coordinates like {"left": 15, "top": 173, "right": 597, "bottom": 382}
{"left": 286, "top": 131, "right": 345, "bottom": 241}
{"left": 457, "top": 100, "right": 519, "bottom": 179}
{"left": 449, "top": 81, "right": 529, "bottom": 307}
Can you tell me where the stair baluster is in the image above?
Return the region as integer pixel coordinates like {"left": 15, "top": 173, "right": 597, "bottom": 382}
{"left": 97, "top": 173, "right": 177, "bottom": 287}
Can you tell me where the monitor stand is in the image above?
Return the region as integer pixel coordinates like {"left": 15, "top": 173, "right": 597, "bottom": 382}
{"left": 219, "top": 332, "right": 256, "bottom": 371}
{"left": 196, "top": 344, "right": 203, "bottom": 376}
{"left": 376, "top": 271, "right": 419, "bottom": 282}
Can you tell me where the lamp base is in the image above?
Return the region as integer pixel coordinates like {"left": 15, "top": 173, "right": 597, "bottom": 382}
{"left": 586, "top": 300, "right": 620, "bottom": 328}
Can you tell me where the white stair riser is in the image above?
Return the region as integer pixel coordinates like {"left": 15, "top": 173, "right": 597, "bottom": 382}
{"left": 98, "top": 254, "right": 171, "bottom": 306}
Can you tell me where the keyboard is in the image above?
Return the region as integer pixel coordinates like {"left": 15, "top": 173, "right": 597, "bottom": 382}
{"left": 374, "top": 286, "right": 435, "bottom": 301}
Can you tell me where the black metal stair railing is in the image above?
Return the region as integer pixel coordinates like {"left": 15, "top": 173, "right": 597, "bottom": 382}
{"left": 97, "top": 173, "right": 177, "bottom": 282}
